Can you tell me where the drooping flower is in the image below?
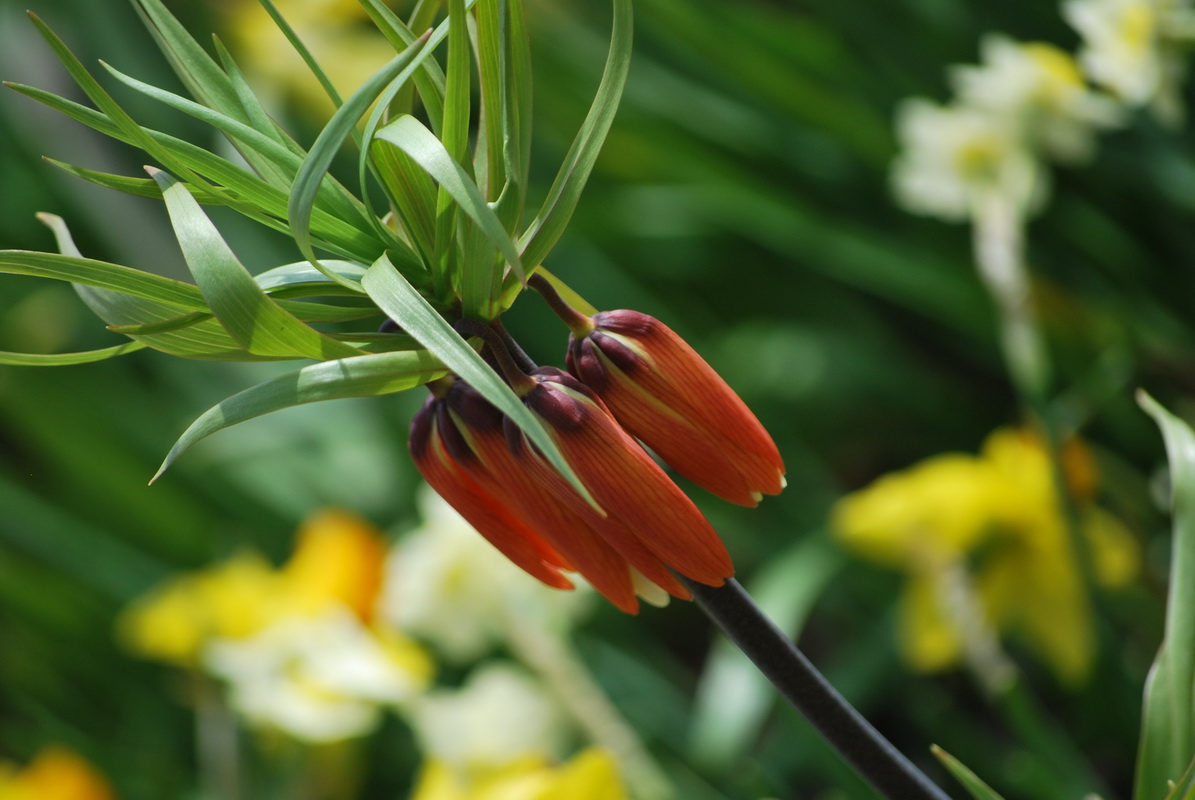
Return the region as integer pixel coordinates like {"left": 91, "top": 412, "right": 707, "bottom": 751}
{"left": 832, "top": 428, "right": 1139, "bottom": 685}
{"left": 530, "top": 275, "right": 784, "bottom": 507}
{"left": 409, "top": 370, "right": 733, "bottom": 613}
{"left": 410, "top": 748, "right": 628, "bottom": 800}
{"left": 0, "top": 746, "right": 116, "bottom": 800}
{"left": 950, "top": 35, "right": 1123, "bottom": 162}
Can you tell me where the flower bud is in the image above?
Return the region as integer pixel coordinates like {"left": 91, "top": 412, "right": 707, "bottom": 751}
{"left": 515, "top": 367, "right": 734, "bottom": 587}
{"left": 566, "top": 310, "right": 785, "bottom": 507}
{"left": 408, "top": 385, "right": 575, "bottom": 592}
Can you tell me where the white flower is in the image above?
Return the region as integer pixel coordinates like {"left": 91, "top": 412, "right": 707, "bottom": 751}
{"left": 1064, "top": 0, "right": 1191, "bottom": 121}
{"left": 410, "top": 662, "right": 567, "bottom": 772}
{"left": 206, "top": 607, "right": 433, "bottom": 743}
{"left": 951, "top": 35, "right": 1123, "bottom": 161}
{"left": 378, "top": 486, "right": 593, "bottom": 663}
{"left": 890, "top": 99, "right": 1044, "bottom": 221}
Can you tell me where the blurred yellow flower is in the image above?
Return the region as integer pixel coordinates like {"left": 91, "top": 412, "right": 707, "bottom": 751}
{"left": 410, "top": 748, "right": 629, "bottom": 800}
{"left": 832, "top": 428, "right": 1139, "bottom": 686}
{"left": 119, "top": 509, "right": 435, "bottom": 743}
{"left": 119, "top": 508, "right": 390, "bottom": 666}
{"left": 221, "top": 0, "right": 400, "bottom": 116}
{"left": 0, "top": 747, "right": 116, "bottom": 800}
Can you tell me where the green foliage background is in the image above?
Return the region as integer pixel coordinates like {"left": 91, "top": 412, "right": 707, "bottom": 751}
{"left": 0, "top": 0, "right": 1189, "bottom": 797}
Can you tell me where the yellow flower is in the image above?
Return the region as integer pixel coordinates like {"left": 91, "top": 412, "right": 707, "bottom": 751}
{"left": 410, "top": 749, "right": 628, "bottom": 800}
{"left": 833, "top": 428, "right": 1139, "bottom": 686}
{"left": 0, "top": 747, "right": 116, "bottom": 800}
{"left": 220, "top": 0, "right": 400, "bottom": 116}
{"left": 118, "top": 508, "right": 390, "bottom": 666}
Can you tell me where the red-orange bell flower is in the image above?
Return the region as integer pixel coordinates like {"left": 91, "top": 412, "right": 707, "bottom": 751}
{"left": 565, "top": 309, "right": 786, "bottom": 507}
{"left": 408, "top": 371, "right": 733, "bottom": 613}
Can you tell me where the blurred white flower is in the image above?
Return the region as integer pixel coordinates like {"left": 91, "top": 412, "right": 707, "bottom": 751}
{"left": 379, "top": 486, "right": 593, "bottom": 663}
{"left": 951, "top": 35, "right": 1122, "bottom": 161}
{"left": 891, "top": 99, "right": 1043, "bottom": 220}
{"left": 206, "top": 607, "right": 433, "bottom": 743}
{"left": 1064, "top": 0, "right": 1191, "bottom": 121}
{"left": 410, "top": 662, "right": 568, "bottom": 773}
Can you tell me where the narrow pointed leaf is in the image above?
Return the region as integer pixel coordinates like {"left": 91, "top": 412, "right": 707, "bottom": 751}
{"left": 256, "top": 0, "right": 345, "bottom": 109}
{"left": 360, "top": 253, "right": 593, "bottom": 504}
{"left": 375, "top": 115, "right": 525, "bottom": 314}
{"left": 518, "top": 0, "right": 632, "bottom": 271}
{"left": 288, "top": 32, "right": 434, "bottom": 288}
{"left": 0, "top": 342, "right": 147, "bottom": 366}
{"left": 152, "top": 349, "right": 447, "bottom": 481}
{"left": 151, "top": 168, "right": 363, "bottom": 359}
{"left": 130, "top": 0, "right": 244, "bottom": 119}
{"left": 932, "top": 747, "right": 1007, "bottom": 800}
{"left": 1136, "top": 392, "right": 1195, "bottom": 799}
{"left": 0, "top": 251, "right": 207, "bottom": 309}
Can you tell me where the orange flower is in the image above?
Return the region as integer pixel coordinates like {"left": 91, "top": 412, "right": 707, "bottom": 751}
{"left": 408, "top": 389, "right": 577, "bottom": 594}
{"left": 530, "top": 277, "right": 784, "bottom": 506}
{"left": 409, "top": 372, "right": 733, "bottom": 613}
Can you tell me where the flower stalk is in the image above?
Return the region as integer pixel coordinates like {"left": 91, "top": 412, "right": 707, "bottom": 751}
{"left": 680, "top": 576, "right": 954, "bottom": 800}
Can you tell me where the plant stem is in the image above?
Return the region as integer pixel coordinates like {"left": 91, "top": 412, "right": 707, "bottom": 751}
{"left": 681, "top": 576, "right": 953, "bottom": 800}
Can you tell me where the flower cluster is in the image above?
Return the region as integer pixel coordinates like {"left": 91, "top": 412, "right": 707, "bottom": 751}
{"left": 118, "top": 501, "right": 636, "bottom": 797}
{"left": 408, "top": 278, "right": 785, "bottom": 614}
{"left": 119, "top": 509, "right": 433, "bottom": 743}
{"left": 892, "top": 35, "right": 1123, "bottom": 221}
{"left": 832, "top": 428, "right": 1138, "bottom": 686}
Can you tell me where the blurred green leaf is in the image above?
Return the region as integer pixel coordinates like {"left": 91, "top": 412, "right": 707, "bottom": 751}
{"left": 1136, "top": 392, "right": 1195, "bottom": 800}
{"left": 932, "top": 746, "right": 1008, "bottom": 800}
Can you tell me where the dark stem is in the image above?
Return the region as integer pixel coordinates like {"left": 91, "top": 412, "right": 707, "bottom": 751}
{"left": 490, "top": 318, "right": 538, "bottom": 372}
{"left": 680, "top": 576, "right": 953, "bottom": 800}
{"left": 453, "top": 318, "right": 535, "bottom": 393}
{"left": 528, "top": 273, "right": 594, "bottom": 334}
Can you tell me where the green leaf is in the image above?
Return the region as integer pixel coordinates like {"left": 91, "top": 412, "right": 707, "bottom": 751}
{"left": 0, "top": 251, "right": 206, "bottom": 310}
{"left": 375, "top": 115, "right": 525, "bottom": 316}
{"left": 474, "top": 0, "right": 506, "bottom": 199}
{"left": 0, "top": 342, "right": 147, "bottom": 366}
{"left": 152, "top": 349, "right": 447, "bottom": 482}
{"left": 1136, "top": 391, "right": 1195, "bottom": 800}
{"left": 360, "top": 253, "right": 594, "bottom": 505}
{"left": 288, "top": 32, "right": 435, "bottom": 288}
{"left": 517, "top": 0, "right": 632, "bottom": 272}
{"left": 932, "top": 746, "right": 1008, "bottom": 800}
{"left": 10, "top": 83, "right": 383, "bottom": 260}
{"left": 151, "top": 168, "right": 363, "bottom": 360}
